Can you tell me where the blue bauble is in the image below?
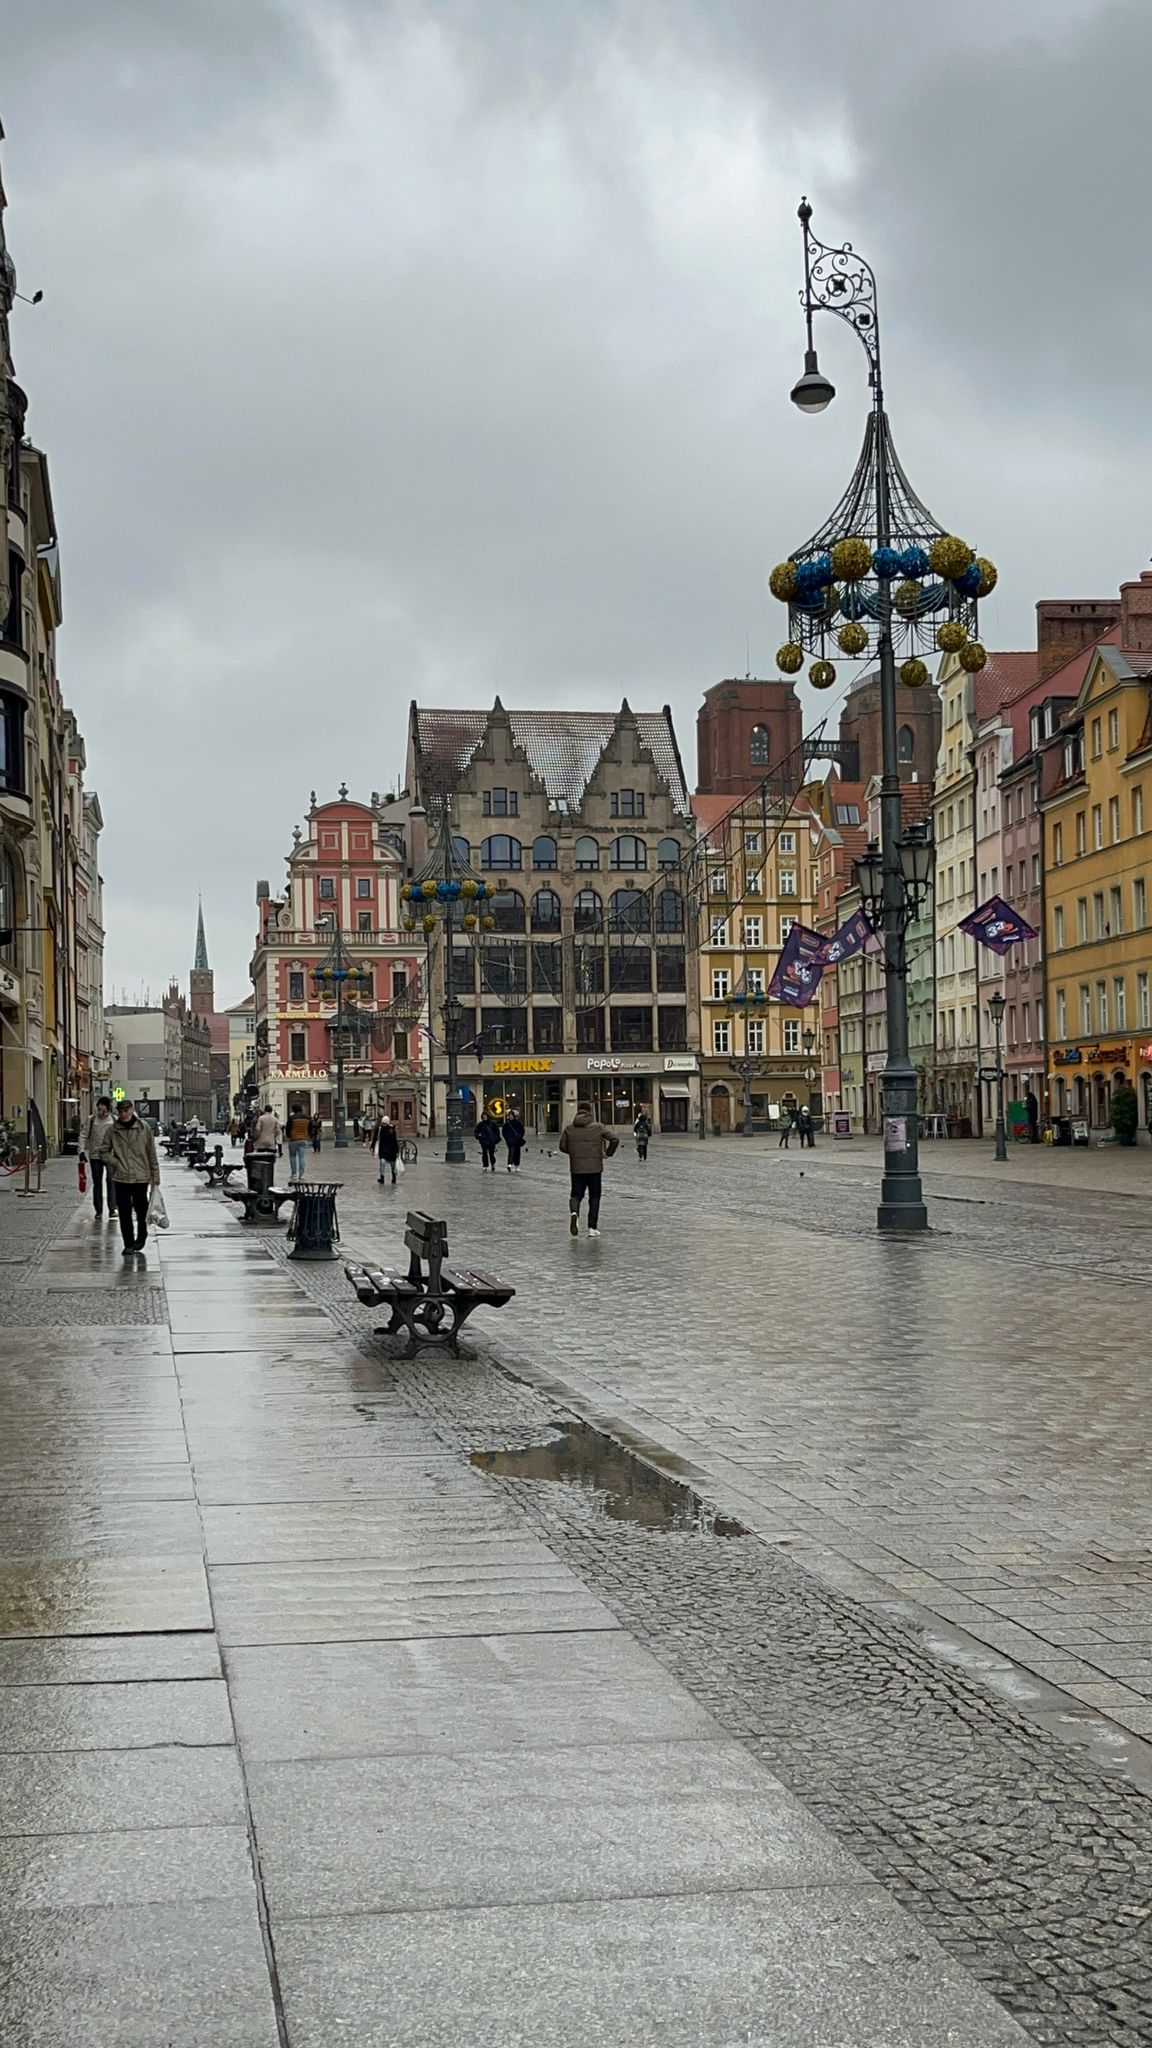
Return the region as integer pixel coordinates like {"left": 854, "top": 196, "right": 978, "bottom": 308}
{"left": 899, "top": 545, "right": 931, "bottom": 579}
{"left": 873, "top": 546, "right": 900, "bottom": 580}
{"left": 956, "top": 562, "right": 982, "bottom": 597}
{"left": 810, "top": 551, "right": 834, "bottom": 588}
{"left": 840, "top": 588, "right": 867, "bottom": 621}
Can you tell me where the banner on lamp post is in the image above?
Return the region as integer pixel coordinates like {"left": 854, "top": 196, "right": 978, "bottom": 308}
{"left": 959, "top": 896, "right": 1038, "bottom": 956}
{"left": 768, "top": 923, "right": 827, "bottom": 1007}
{"left": 821, "top": 908, "right": 874, "bottom": 967}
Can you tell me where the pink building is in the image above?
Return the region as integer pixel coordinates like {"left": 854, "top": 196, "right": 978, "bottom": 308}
{"left": 250, "top": 789, "right": 426, "bottom": 1134}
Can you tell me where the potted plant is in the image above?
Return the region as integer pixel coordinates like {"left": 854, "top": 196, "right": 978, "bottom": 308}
{"left": 1111, "top": 1080, "right": 1139, "bottom": 1146}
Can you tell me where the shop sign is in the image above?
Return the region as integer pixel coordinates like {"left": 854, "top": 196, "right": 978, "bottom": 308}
{"left": 1141, "top": 1043, "right": 1152, "bottom": 1063}
{"left": 662, "top": 1055, "right": 697, "bottom": 1073}
{"left": 1053, "top": 1042, "right": 1130, "bottom": 1068}
{"left": 586, "top": 1056, "right": 650, "bottom": 1073}
{"left": 492, "top": 1059, "right": 553, "bottom": 1074}
{"left": 866, "top": 1052, "right": 886, "bottom": 1074}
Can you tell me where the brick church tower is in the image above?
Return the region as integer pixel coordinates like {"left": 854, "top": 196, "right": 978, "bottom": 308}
{"left": 189, "top": 899, "right": 214, "bottom": 1015}
{"left": 695, "top": 678, "right": 804, "bottom": 797}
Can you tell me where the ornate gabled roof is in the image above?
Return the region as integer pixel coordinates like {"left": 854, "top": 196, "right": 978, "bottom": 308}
{"left": 413, "top": 703, "right": 691, "bottom": 817}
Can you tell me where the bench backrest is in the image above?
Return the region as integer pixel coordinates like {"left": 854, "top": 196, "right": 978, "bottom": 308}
{"left": 405, "top": 1211, "right": 448, "bottom": 1257}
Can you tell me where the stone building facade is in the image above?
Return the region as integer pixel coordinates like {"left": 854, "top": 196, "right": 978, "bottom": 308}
{"left": 406, "top": 699, "right": 700, "bottom": 1135}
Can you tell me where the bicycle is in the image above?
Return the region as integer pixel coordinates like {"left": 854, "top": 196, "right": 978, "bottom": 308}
{"left": 399, "top": 1137, "right": 419, "bottom": 1166}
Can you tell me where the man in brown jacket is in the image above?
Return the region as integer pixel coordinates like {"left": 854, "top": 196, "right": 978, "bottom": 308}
{"left": 559, "top": 1101, "right": 619, "bottom": 1237}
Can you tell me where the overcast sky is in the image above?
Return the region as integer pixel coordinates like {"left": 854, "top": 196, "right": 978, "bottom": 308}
{"left": 3, "top": 0, "right": 1144, "bottom": 1006}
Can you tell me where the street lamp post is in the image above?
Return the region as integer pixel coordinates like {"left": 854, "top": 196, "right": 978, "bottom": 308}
{"left": 988, "top": 989, "right": 1008, "bottom": 1162}
{"left": 312, "top": 926, "right": 372, "bottom": 1150}
{"left": 779, "top": 198, "right": 998, "bottom": 1232}
{"left": 726, "top": 971, "right": 766, "bottom": 1138}
{"left": 402, "top": 802, "right": 495, "bottom": 1166}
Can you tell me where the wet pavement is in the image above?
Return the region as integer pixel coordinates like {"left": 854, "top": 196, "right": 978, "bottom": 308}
{"left": 0, "top": 1146, "right": 1043, "bottom": 2046}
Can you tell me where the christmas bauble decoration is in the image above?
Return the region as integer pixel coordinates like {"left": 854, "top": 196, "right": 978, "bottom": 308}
{"left": 462, "top": 913, "right": 477, "bottom": 930}
{"left": 929, "top": 534, "right": 975, "bottom": 580}
{"left": 899, "top": 545, "right": 931, "bottom": 580}
{"left": 460, "top": 878, "right": 478, "bottom": 898}
{"left": 776, "top": 642, "right": 804, "bottom": 674}
{"left": 937, "top": 620, "right": 968, "bottom": 653}
{"left": 894, "top": 579, "right": 925, "bottom": 617}
{"left": 482, "top": 915, "right": 496, "bottom": 930}
{"left": 422, "top": 914, "right": 437, "bottom": 932}
{"left": 769, "top": 561, "right": 798, "bottom": 602}
{"left": 400, "top": 883, "right": 412, "bottom": 901}
{"left": 402, "top": 916, "right": 415, "bottom": 931}
{"left": 830, "top": 536, "right": 873, "bottom": 582}
{"left": 900, "top": 658, "right": 929, "bottom": 689}
{"left": 873, "top": 546, "right": 901, "bottom": 580}
{"left": 959, "top": 640, "right": 988, "bottom": 672}
{"left": 974, "top": 556, "right": 997, "bottom": 598}
{"left": 837, "top": 621, "right": 869, "bottom": 655}
{"left": 809, "top": 659, "right": 837, "bottom": 690}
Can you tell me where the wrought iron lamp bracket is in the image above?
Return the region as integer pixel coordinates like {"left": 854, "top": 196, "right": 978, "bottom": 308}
{"left": 798, "top": 198, "right": 880, "bottom": 384}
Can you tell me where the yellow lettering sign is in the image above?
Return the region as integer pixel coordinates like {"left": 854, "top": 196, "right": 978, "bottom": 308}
{"left": 491, "top": 1058, "right": 553, "bottom": 1074}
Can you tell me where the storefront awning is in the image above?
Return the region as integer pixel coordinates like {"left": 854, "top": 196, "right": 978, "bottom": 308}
{"left": 659, "top": 1081, "right": 691, "bottom": 1098}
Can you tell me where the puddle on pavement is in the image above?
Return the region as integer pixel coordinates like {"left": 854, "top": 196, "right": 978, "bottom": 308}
{"left": 471, "top": 1421, "right": 745, "bottom": 1537}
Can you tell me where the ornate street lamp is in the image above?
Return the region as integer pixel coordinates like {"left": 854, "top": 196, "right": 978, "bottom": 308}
{"left": 775, "top": 199, "right": 997, "bottom": 1229}
{"left": 726, "top": 970, "right": 768, "bottom": 1137}
{"left": 988, "top": 988, "right": 1008, "bottom": 1163}
{"left": 312, "top": 927, "right": 374, "bottom": 1149}
{"left": 402, "top": 804, "right": 496, "bottom": 1165}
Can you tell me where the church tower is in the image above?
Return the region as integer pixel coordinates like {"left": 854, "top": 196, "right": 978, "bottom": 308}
{"left": 190, "top": 899, "right": 214, "bottom": 1015}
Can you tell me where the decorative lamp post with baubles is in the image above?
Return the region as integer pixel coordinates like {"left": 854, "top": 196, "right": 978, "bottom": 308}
{"left": 401, "top": 804, "right": 496, "bottom": 1165}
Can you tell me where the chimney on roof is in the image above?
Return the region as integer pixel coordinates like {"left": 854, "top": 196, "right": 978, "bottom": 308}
{"left": 1036, "top": 597, "right": 1120, "bottom": 682}
{"left": 1119, "top": 567, "right": 1152, "bottom": 655}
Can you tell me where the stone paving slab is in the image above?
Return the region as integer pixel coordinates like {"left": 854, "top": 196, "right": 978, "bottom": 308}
{"left": 0, "top": 1499, "right": 204, "bottom": 1560}
{"left": 0, "top": 1632, "right": 222, "bottom": 1686}
{"left": 0, "top": 1677, "right": 233, "bottom": 1752}
{"left": 210, "top": 1555, "right": 621, "bottom": 1645}
{"left": 0, "top": 1823, "right": 257, "bottom": 1908}
{"left": 274, "top": 1884, "right": 1032, "bottom": 2048}
{"left": 201, "top": 1502, "right": 551, "bottom": 1563}
{"left": 0, "top": 1556, "right": 212, "bottom": 1636}
{"left": 0, "top": 1745, "right": 245, "bottom": 1834}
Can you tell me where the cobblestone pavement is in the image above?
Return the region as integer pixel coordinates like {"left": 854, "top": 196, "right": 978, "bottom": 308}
{"left": 0, "top": 1152, "right": 1037, "bottom": 2046}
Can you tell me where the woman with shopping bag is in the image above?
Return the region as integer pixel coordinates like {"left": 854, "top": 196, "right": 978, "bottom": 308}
{"left": 371, "top": 1113, "right": 401, "bottom": 1186}
{"left": 99, "top": 1101, "right": 161, "bottom": 1255}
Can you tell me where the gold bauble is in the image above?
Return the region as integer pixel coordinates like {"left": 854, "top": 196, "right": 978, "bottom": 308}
{"left": 900, "top": 658, "right": 929, "bottom": 689}
{"left": 975, "top": 557, "right": 997, "bottom": 598}
{"left": 959, "top": 640, "right": 988, "bottom": 673}
{"left": 460, "top": 878, "right": 479, "bottom": 899}
{"left": 402, "top": 917, "right": 416, "bottom": 931}
{"left": 462, "top": 913, "right": 477, "bottom": 930}
{"left": 894, "top": 579, "right": 924, "bottom": 617}
{"left": 482, "top": 915, "right": 496, "bottom": 930}
{"left": 776, "top": 641, "right": 804, "bottom": 675}
{"left": 809, "top": 659, "right": 837, "bottom": 690}
{"left": 929, "top": 534, "right": 975, "bottom": 580}
{"left": 830, "top": 536, "right": 872, "bottom": 582}
{"left": 400, "top": 883, "right": 412, "bottom": 901}
{"left": 936, "top": 620, "right": 968, "bottom": 653}
{"left": 837, "top": 621, "right": 869, "bottom": 656}
{"left": 422, "top": 914, "right": 438, "bottom": 932}
{"left": 769, "top": 561, "right": 798, "bottom": 602}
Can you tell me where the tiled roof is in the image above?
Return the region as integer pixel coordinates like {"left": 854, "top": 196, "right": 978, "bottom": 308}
{"left": 691, "top": 791, "right": 818, "bottom": 845}
{"left": 1033, "top": 624, "right": 1120, "bottom": 703}
{"left": 972, "top": 653, "right": 1038, "bottom": 724}
{"left": 414, "top": 705, "right": 691, "bottom": 817}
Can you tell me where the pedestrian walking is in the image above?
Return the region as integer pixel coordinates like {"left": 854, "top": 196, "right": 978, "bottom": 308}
{"left": 502, "top": 1110, "right": 525, "bottom": 1173}
{"left": 352, "top": 1116, "right": 361, "bottom": 1142}
{"left": 373, "top": 1113, "right": 401, "bottom": 1184}
{"left": 284, "top": 1101, "right": 311, "bottom": 1180}
{"left": 797, "top": 1105, "right": 815, "bottom": 1149}
{"left": 100, "top": 1100, "right": 161, "bottom": 1256}
{"left": 1026, "top": 1088, "right": 1040, "bottom": 1144}
{"left": 81, "top": 1096, "right": 117, "bottom": 1220}
{"left": 475, "top": 1110, "right": 501, "bottom": 1172}
{"left": 560, "top": 1100, "right": 619, "bottom": 1237}
{"left": 252, "top": 1103, "right": 281, "bottom": 1154}
{"left": 778, "top": 1109, "right": 792, "bottom": 1149}
{"left": 633, "top": 1110, "right": 652, "bottom": 1161}
{"left": 308, "top": 1112, "right": 322, "bottom": 1153}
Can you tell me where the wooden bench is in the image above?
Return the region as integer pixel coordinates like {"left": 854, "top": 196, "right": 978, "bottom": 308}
{"left": 203, "top": 1158, "right": 244, "bottom": 1189}
{"left": 345, "top": 1209, "right": 514, "bottom": 1352}
{"left": 222, "top": 1183, "right": 299, "bottom": 1226}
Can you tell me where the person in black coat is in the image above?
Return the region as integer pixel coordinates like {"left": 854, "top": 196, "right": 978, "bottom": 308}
{"left": 373, "top": 1115, "right": 401, "bottom": 1184}
{"left": 475, "top": 1113, "right": 501, "bottom": 1172}
{"left": 502, "top": 1112, "right": 526, "bottom": 1173}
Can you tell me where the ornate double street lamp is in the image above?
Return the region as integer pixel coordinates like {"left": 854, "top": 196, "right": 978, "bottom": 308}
{"left": 803, "top": 1025, "right": 817, "bottom": 1099}
{"left": 312, "top": 927, "right": 374, "bottom": 1150}
{"left": 775, "top": 199, "right": 999, "bottom": 1231}
{"left": 402, "top": 806, "right": 496, "bottom": 1166}
{"left": 726, "top": 971, "right": 768, "bottom": 1137}
{"left": 987, "top": 988, "right": 1009, "bottom": 1163}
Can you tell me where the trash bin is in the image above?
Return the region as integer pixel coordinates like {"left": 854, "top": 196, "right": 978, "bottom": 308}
{"left": 288, "top": 1181, "right": 342, "bottom": 1261}
{"left": 1053, "top": 1116, "right": 1073, "bottom": 1147}
{"left": 246, "top": 1148, "right": 276, "bottom": 1195}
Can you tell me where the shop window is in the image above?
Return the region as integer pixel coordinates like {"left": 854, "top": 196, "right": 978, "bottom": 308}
{"left": 482, "top": 788, "right": 518, "bottom": 817}
{"left": 658, "top": 1005, "right": 687, "bottom": 1051}
{"left": 576, "top": 1008, "right": 605, "bottom": 1052}
{"left": 611, "top": 1007, "right": 653, "bottom": 1053}
{"left": 574, "top": 889, "right": 603, "bottom": 933}
{"left": 532, "top": 836, "right": 558, "bottom": 870}
{"left": 610, "top": 834, "right": 646, "bottom": 871}
{"left": 480, "top": 835, "right": 522, "bottom": 871}
{"left": 575, "top": 836, "right": 599, "bottom": 871}
{"left": 531, "top": 889, "right": 562, "bottom": 932}
{"left": 532, "top": 1008, "right": 564, "bottom": 1052}
{"left": 609, "top": 947, "right": 651, "bottom": 993}
{"left": 657, "top": 947, "right": 685, "bottom": 993}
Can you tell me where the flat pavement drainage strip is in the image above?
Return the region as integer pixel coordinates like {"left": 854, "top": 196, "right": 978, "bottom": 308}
{"left": 471, "top": 1422, "right": 746, "bottom": 1538}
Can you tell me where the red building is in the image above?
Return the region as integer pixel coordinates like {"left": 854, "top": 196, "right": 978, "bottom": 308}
{"left": 250, "top": 789, "right": 426, "bottom": 1134}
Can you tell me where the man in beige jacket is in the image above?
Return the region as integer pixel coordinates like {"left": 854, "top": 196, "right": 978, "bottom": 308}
{"left": 559, "top": 1101, "right": 619, "bottom": 1238}
{"left": 99, "top": 1101, "right": 161, "bottom": 1255}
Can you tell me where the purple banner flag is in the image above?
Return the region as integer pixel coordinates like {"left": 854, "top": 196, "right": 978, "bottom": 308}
{"left": 768, "top": 923, "right": 827, "bottom": 1007}
{"left": 959, "top": 895, "right": 1038, "bottom": 956}
{"left": 821, "top": 908, "right": 874, "bottom": 967}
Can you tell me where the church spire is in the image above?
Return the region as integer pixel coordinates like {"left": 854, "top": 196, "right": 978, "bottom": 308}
{"left": 194, "top": 897, "right": 209, "bottom": 972}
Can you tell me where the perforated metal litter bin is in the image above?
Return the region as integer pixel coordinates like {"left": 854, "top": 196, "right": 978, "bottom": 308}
{"left": 288, "top": 1181, "right": 342, "bottom": 1261}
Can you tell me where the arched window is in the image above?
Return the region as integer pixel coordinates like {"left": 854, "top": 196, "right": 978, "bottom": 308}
{"left": 610, "top": 888, "right": 651, "bottom": 933}
{"left": 574, "top": 835, "right": 599, "bottom": 871}
{"left": 750, "top": 725, "right": 770, "bottom": 767}
{"left": 655, "top": 888, "right": 683, "bottom": 934}
{"left": 657, "top": 837, "right": 680, "bottom": 871}
{"left": 488, "top": 888, "right": 526, "bottom": 932}
{"left": 573, "top": 889, "right": 603, "bottom": 933}
{"left": 451, "top": 835, "right": 471, "bottom": 864}
{"left": 610, "top": 834, "right": 647, "bottom": 872}
{"left": 531, "top": 888, "right": 562, "bottom": 933}
{"left": 480, "top": 835, "right": 522, "bottom": 871}
{"left": 898, "top": 724, "right": 914, "bottom": 764}
{"left": 532, "top": 835, "right": 558, "bottom": 870}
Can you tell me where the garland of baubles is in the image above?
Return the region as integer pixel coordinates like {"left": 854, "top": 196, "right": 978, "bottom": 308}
{"left": 400, "top": 876, "right": 497, "bottom": 936}
{"left": 769, "top": 534, "right": 997, "bottom": 691}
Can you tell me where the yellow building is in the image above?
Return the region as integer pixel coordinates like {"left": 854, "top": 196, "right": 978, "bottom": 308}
{"left": 1042, "top": 598, "right": 1152, "bottom": 1129}
{"left": 694, "top": 791, "right": 820, "bottom": 1131}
